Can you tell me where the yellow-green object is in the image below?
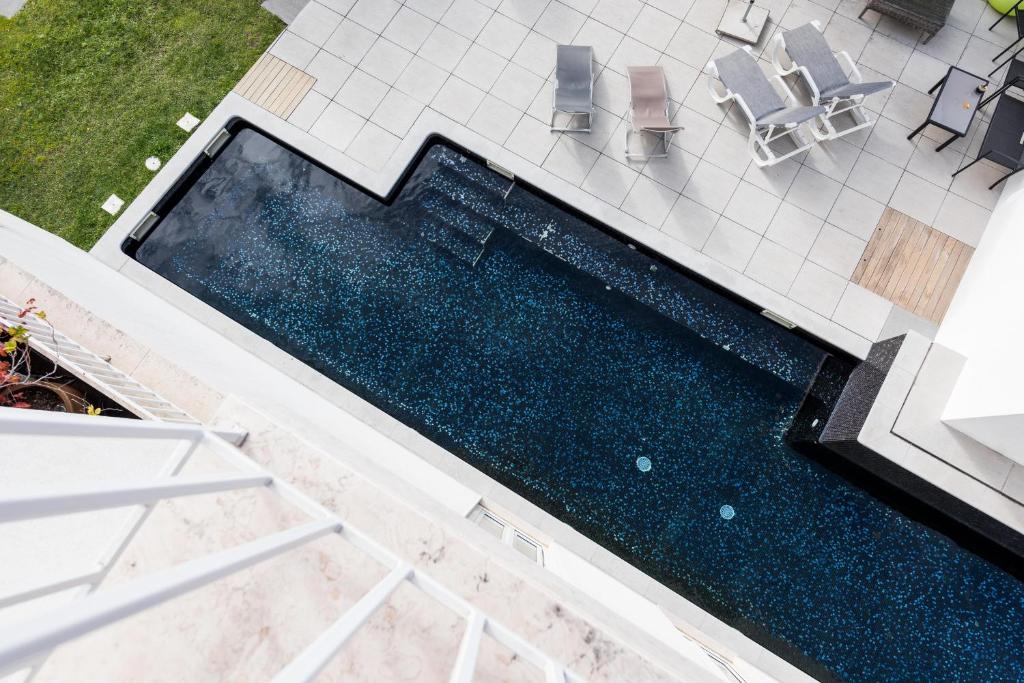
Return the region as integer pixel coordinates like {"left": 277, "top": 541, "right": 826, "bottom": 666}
{"left": 989, "top": 0, "right": 1019, "bottom": 16}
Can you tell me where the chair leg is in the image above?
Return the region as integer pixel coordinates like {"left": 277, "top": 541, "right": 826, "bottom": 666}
{"left": 952, "top": 155, "right": 983, "bottom": 178}
{"left": 989, "top": 166, "right": 1023, "bottom": 189}
{"left": 989, "top": 45, "right": 1024, "bottom": 77}
{"left": 990, "top": 0, "right": 1024, "bottom": 31}
{"left": 993, "top": 35, "right": 1024, "bottom": 61}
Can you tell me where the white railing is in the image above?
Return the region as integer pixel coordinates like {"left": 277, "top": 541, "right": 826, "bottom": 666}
{"left": 0, "top": 296, "right": 196, "bottom": 423}
{"left": 0, "top": 408, "right": 585, "bottom": 683}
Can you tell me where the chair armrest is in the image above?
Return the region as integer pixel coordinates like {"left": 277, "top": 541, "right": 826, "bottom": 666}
{"left": 770, "top": 33, "right": 798, "bottom": 75}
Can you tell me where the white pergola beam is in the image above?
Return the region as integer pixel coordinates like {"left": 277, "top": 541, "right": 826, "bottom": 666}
{"left": 0, "top": 569, "right": 104, "bottom": 611}
{"left": 449, "top": 610, "right": 485, "bottom": 683}
{"left": 0, "top": 474, "right": 272, "bottom": 523}
{"left": 0, "top": 519, "right": 340, "bottom": 676}
{"left": 273, "top": 563, "right": 412, "bottom": 683}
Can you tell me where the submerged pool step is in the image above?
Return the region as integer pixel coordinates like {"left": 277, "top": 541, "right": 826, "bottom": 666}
{"left": 420, "top": 216, "right": 487, "bottom": 266}
{"left": 434, "top": 148, "right": 511, "bottom": 195}
{"left": 426, "top": 167, "right": 538, "bottom": 237}
{"left": 421, "top": 191, "right": 498, "bottom": 243}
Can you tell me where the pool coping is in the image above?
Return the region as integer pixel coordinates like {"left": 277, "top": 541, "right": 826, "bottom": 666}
{"left": 90, "top": 93, "right": 883, "bottom": 683}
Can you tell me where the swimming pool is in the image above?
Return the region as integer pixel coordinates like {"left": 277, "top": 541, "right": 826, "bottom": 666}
{"left": 127, "top": 123, "right": 1024, "bottom": 682}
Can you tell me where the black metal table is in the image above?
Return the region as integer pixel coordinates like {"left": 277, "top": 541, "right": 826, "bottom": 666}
{"left": 907, "top": 66, "right": 988, "bottom": 152}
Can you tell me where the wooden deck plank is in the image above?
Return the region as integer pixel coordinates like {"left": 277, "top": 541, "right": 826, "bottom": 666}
{"left": 233, "top": 54, "right": 314, "bottom": 120}
{"left": 234, "top": 53, "right": 272, "bottom": 95}
{"left": 239, "top": 57, "right": 286, "bottom": 100}
{"left": 860, "top": 209, "right": 908, "bottom": 288}
{"left": 853, "top": 208, "right": 973, "bottom": 324}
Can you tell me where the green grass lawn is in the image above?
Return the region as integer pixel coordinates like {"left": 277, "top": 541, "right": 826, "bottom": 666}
{"left": 0, "top": 0, "right": 283, "bottom": 249}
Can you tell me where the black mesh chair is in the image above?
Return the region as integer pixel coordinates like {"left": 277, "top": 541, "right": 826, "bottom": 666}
{"left": 989, "top": 2, "right": 1024, "bottom": 77}
{"left": 953, "top": 61, "right": 1024, "bottom": 190}
{"left": 989, "top": 0, "right": 1024, "bottom": 32}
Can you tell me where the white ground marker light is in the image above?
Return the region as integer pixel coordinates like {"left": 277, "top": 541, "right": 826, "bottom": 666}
{"left": 177, "top": 112, "right": 200, "bottom": 132}
{"left": 145, "top": 156, "right": 161, "bottom": 171}
{"left": 101, "top": 194, "right": 124, "bottom": 216}
{"left": 636, "top": 456, "right": 652, "bottom": 472}
{"left": 720, "top": 504, "right": 736, "bottom": 520}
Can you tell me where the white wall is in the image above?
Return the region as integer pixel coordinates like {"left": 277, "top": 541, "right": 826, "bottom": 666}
{"left": 936, "top": 174, "right": 1024, "bottom": 464}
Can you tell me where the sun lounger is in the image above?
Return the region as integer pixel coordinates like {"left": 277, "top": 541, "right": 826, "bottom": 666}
{"left": 707, "top": 47, "right": 826, "bottom": 167}
{"left": 625, "top": 66, "right": 683, "bottom": 159}
{"left": 771, "top": 22, "right": 893, "bottom": 141}
{"left": 551, "top": 45, "right": 594, "bottom": 132}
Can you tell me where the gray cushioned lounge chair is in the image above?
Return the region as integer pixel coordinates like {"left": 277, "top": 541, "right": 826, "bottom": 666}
{"left": 772, "top": 22, "right": 894, "bottom": 141}
{"left": 625, "top": 66, "right": 684, "bottom": 159}
{"left": 707, "top": 47, "right": 826, "bottom": 167}
{"left": 550, "top": 45, "right": 594, "bottom": 132}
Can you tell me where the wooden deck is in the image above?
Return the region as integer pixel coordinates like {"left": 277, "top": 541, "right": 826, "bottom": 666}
{"left": 853, "top": 208, "right": 973, "bottom": 324}
{"left": 233, "top": 54, "right": 314, "bottom": 119}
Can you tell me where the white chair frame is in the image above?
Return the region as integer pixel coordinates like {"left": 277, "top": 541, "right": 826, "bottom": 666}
{"left": 770, "top": 20, "right": 875, "bottom": 141}
{"left": 705, "top": 48, "right": 817, "bottom": 168}
{"left": 624, "top": 68, "right": 680, "bottom": 160}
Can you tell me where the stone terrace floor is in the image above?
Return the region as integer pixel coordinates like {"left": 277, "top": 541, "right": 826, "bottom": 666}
{"left": 261, "top": 0, "right": 1013, "bottom": 347}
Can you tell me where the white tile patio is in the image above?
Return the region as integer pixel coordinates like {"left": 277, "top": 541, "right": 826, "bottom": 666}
{"left": 249, "top": 0, "right": 1009, "bottom": 347}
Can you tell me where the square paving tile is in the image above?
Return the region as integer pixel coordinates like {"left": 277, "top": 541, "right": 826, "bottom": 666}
{"left": 454, "top": 43, "right": 509, "bottom": 90}
{"left": 468, "top": 94, "right": 523, "bottom": 143}
{"left": 477, "top": 12, "right": 530, "bottom": 58}
{"left": 591, "top": 0, "right": 643, "bottom": 32}
{"left": 383, "top": 6, "right": 437, "bottom": 52}
{"left": 324, "top": 20, "right": 377, "bottom": 64}
{"left": 582, "top": 155, "right": 639, "bottom": 206}
{"left": 765, "top": 201, "right": 824, "bottom": 256}
{"left": 336, "top": 69, "right": 390, "bottom": 117}
{"left": 431, "top": 76, "right": 486, "bottom": 123}
{"left": 808, "top": 223, "right": 867, "bottom": 278}
{"left": 289, "top": 2, "right": 344, "bottom": 47}
{"left": 745, "top": 238, "right": 804, "bottom": 294}
{"left": 789, "top": 260, "right": 848, "bottom": 316}
{"left": 846, "top": 150, "right": 903, "bottom": 203}
{"left": 534, "top": 1, "right": 587, "bottom": 44}
{"left": 307, "top": 50, "right": 354, "bottom": 98}
{"left": 348, "top": 0, "right": 401, "bottom": 32}
{"left": 828, "top": 186, "right": 886, "bottom": 241}
{"left": 627, "top": 4, "right": 681, "bottom": 52}
{"left": 420, "top": 24, "right": 473, "bottom": 70}
{"left": 359, "top": 39, "right": 414, "bottom": 84}
{"left": 309, "top": 102, "right": 365, "bottom": 151}
{"left": 723, "top": 181, "right": 780, "bottom": 235}
{"left": 682, "top": 159, "right": 741, "bottom": 213}
{"left": 785, "top": 166, "right": 842, "bottom": 219}
{"left": 394, "top": 56, "right": 450, "bottom": 103}
{"left": 573, "top": 18, "right": 625, "bottom": 64}
{"left": 506, "top": 116, "right": 559, "bottom": 165}
{"left": 662, "top": 195, "right": 719, "bottom": 248}
{"left": 373, "top": 88, "right": 426, "bottom": 137}
{"left": 441, "top": 0, "right": 494, "bottom": 40}
{"left": 889, "top": 171, "right": 947, "bottom": 225}
{"left": 621, "top": 175, "right": 679, "bottom": 227}
{"left": 702, "top": 218, "right": 760, "bottom": 271}
{"left": 833, "top": 283, "right": 893, "bottom": 341}
{"left": 543, "top": 136, "right": 601, "bottom": 185}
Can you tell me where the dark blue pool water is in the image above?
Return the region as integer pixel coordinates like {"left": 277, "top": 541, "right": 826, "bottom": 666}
{"left": 133, "top": 127, "right": 1024, "bottom": 682}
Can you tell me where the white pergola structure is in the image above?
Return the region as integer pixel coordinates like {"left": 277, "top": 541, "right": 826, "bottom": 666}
{"left": 0, "top": 408, "right": 584, "bottom": 683}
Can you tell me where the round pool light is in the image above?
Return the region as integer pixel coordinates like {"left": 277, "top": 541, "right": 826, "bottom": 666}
{"left": 636, "top": 456, "right": 652, "bottom": 472}
{"left": 720, "top": 504, "right": 735, "bottom": 520}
